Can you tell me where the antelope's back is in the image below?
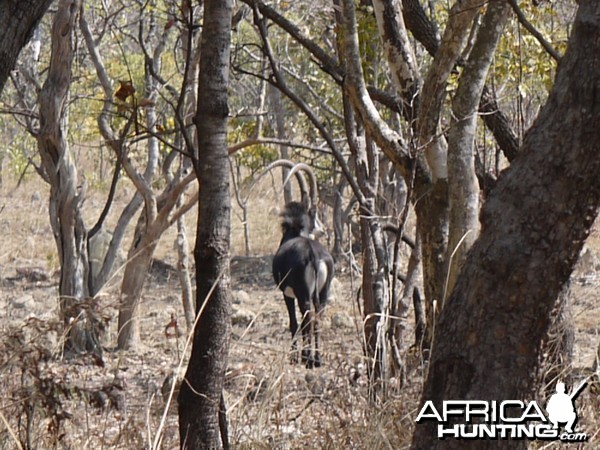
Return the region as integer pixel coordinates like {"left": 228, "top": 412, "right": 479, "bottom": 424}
{"left": 272, "top": 236, "right": 334, "bottom": 299}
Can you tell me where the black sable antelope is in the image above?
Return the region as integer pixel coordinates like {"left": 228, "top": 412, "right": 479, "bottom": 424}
{"left": 262, "top": 160, "right": 334, "bottom": 368}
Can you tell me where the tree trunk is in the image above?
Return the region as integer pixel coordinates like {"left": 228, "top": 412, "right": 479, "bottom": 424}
{"left": 338, "top": 0, "right": 449, "bottom": 354}
{"left": 332, "top": 177, "right": 348, "bottom": 259}
{"left": 176, "top": 195, "right": 196, "bottom": 333}
{"left": 413, "top": 181, "right": 447, "bottom": 351}
{"left": 371, "top": 0, "right": 420, "bottom": 118}
{"left": 540, "top": 285, "right": 574, "bottom": 387}
{"left": 0, "top": 0, "right": 53, "bottom": 93}
{"left": 111, "top": 13, "right": 199, "bottom": 350}
{"left": 116, "top": 38, "right": 164, "bottom": 349}
{"left": 116, "top": 217, "right": 161, "bottom": 349}
{"left": 446, "top": 0, "right": 510, "bottom": 293}
{"left": 177, "top": 0, "right": 201, "bottom": 332}
{"left": 412, "top": 1, "right": 600, "bottom": 448}
{"left": 178, "top": 0, "right": 233, "bottom": 448}
{"left": 37, "top": 0, "right": 102, "bottom": 356}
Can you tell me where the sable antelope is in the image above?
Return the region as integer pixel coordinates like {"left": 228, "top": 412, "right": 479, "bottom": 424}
{"left": 257, "top": 160, "right": 334, "bottom": 368}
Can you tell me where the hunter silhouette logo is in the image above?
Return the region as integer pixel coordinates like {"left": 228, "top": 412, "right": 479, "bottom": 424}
{"left": 416, "top": 379, "right": 589, "bottom": 442}
{"left": 546, "top": 380, "right": 586, "bottom": 435}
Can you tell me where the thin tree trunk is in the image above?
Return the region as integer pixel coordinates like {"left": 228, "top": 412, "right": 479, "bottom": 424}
{"left": 178, "top": 0, "right": 233, "bottom": 447}
{"left": 446, "top": 0, "right": 510, "bottom": 293}
{"left": 37, "top": 0, "right": 101, "bottom": 356}
{"left": 177, "top": 0, "right": 201, "bottom": 332}
{"left": 116, "top": 219, "right": 161, "bottom": 349}
{"left": 412, "top": 1, "right": 600, "bottom": 447}
{"left": 110, "top": 11, "right": 202, "bottom": 350}
{"left": 416, "top": 0, "right": 483, "bottom": 179}
{"left": 115, "top": 46, "right": 163, "bottom": 349}
{"left": 413, "top": 182, "right": 447, "bottom": 350}
{"left": 341, "top": 91, "right": 390, "bottom": 390}
{"left": 116, "top": 182, "right": 198, "bottom": 350}
{"left": 402, "top": 235, "right": 424, "bottom": 348}
{"left": 171, "top": 206, "right": 198, "bottom": 337}
{"left": 332, "top": 177, "right": 347, "bottom": 259}
{"left": 176, "top": 181, "right": 195, "bottom": 332}
{"left": 338, "top": 0, "right": 448, "bottom": 353}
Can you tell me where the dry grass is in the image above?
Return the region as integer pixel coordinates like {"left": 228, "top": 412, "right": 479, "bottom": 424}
{"left": 0, "top": 172, "right": 598, "bottom": 449}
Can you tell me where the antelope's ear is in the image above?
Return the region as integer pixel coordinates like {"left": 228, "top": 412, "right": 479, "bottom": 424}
{"left": 310, "top": 214, "right": 326, "bottom": 240}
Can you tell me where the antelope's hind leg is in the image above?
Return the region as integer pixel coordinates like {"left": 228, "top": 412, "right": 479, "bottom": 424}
{"left": 298, "top": 301, "right": 316, "bottom": 368}
{"left": 312, "top": 301, "right": 325, "bottom": 368}
{"left": 284, "top": 295, "right": 300, "bottom": 363}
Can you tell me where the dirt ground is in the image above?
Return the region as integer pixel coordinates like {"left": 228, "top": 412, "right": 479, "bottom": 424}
{"left": 0, "top": 176, "right": 598, "bottom": 449}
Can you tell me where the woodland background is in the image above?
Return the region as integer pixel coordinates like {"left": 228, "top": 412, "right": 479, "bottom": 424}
{"left": 0, "top": 0, "right": 598, "bottom": 448}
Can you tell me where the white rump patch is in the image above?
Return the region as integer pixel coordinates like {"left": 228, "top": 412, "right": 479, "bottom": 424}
{"left": 316, "top": 261, "right": 328, "bottom": 292}
{"left": 304, "top": 261, "right": 328, "bottom": 298}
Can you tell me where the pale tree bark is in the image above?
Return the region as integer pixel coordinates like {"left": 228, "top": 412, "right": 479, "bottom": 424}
{"left": 175, "top": 178, "right": 195, "bottom": 332}
{"left": 445, "top": 0, "right": 510, "bottom": 294}
{"left": 417, "top": 0, "right": 484, "bottom": 177}
{"left": 381, "top": 0, "right": 449, "bottom": 354}
{"left": 404, "top": 236, "right": 424, "bottom": 346}
{"left": 352, "top": 0, "right": 491, "bottom": 353}
{"left": 413, "top": 0, "right": 482, "bottom": 349}
{"left": 0, "top": 0, "right": 53, "bottom": 94}
{"left": 402, "top": 0, "right": 519, "bottom": 168}
{"left": 372, "top": 0, "right": 420, "bottom": 119}
{"left": 338, "top": 0, "right": 416, "bottom": 182}
{"left": 178, "top": 0, "right": 233, "bottom": 447}
{"left": 36, "top": 0, "right": 101, "bottom": 355}
{"left": 400, "top": 0, "right": 520, "bottom": 163}
{"left": 412, "top": 1, "right": 600, "bottom": 448}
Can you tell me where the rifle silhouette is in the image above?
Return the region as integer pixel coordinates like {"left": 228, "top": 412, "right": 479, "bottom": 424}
{"left": 569, "top": 379, "right": 588, "bottom": 401}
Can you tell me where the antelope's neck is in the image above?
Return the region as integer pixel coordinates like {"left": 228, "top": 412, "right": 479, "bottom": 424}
{"left": 280, "top": 229, "right": 309, "bottom": 245}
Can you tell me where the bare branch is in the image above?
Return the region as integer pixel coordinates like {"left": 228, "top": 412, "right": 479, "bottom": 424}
{"left": 227, "top": 137, "right": 333, "bottom": 155}
{"left": 251, "top": 4, "right": 365, "bottom": 206}
{"left": 507, "top": 0, "right": 561, "bottom": 62}
{"left": 338, "top": 0, "right": 418, "bottom": 182}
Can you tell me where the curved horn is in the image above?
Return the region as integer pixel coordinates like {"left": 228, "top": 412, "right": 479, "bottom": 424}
{"left": 267, "top": 160, "right": 310, "bottom": 202}
{"left": 283, "top": 162, "right": 324, "bottom": 237}
{"left": 282, "top": 162, "right": 318, "bottom": 210}
{"left": 244, "top": 159, "right": 309, "bottom": 202}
